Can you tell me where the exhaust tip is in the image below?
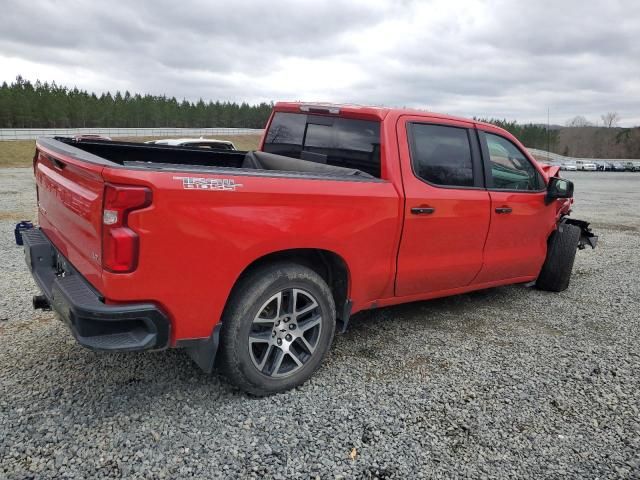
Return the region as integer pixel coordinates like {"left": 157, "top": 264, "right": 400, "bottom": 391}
{"left": 33, "top": 295, "right": 51, "bottom": 311}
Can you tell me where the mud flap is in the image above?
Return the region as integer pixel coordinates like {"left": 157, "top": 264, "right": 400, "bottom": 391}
{"left": 337, "top": 299, "right": 353, "bottom": 334}
{"left": 183, "top": 325, "right": 222, "bottom": 373}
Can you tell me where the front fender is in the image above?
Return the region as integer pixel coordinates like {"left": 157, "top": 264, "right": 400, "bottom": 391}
{"left": 561, "top": 217, "right": 598, "bottom": 249}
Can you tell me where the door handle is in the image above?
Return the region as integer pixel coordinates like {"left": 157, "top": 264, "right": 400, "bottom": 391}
{"left": 495, "top": 207, "right": 512, "bottom": 214}
{"left": 411, "top": 206, "right": 435, "bottom": 215}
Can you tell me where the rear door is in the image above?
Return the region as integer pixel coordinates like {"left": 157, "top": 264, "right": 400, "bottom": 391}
{"left": 35, "top": 140, "right": 106, "bottom": 288}
{"left": 473, "top": 129, "right": 555, "bottom": 283}
{"left": 395, "top": 117, "right": 491, "bottom": 296}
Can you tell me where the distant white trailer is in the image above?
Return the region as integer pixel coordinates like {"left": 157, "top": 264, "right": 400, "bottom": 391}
{"left": 145, "top": 138, "right": 236, "bottom": 150}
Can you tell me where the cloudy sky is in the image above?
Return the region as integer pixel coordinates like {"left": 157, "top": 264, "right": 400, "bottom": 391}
{"left": 1, "top": 0, "right": 639, "bottom": 126}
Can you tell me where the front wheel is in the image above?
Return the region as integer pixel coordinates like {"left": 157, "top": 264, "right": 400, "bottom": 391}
{"left": 536, "top": 223, "right": 581, "bottom": 292}
{"left": 219, "top": 262, "right": 336, "bottom": 396}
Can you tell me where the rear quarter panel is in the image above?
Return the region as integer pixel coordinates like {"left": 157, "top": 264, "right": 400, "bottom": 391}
{"left": 101, "top": 167, "right": 402, "bottom": 341}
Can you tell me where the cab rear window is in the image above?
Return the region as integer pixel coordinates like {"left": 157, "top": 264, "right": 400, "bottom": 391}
{"left": 264, "top": 112, "right": 381, "bottom": 178}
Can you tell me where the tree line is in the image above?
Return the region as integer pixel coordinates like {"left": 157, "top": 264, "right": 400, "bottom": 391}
{"left": 480, "top": 117, "right": 640, "bottom": 158}
{"left": 0, "top": 78, "right": 564, "bottom": 147}
{"left": 0, "top": 76, "right": 273, "bottom": 129}
{"left": 2, "top": 76, "right": 637, "bottom": 158}
{"left": 475, "top": 118, "right": 560, "bottom": 151}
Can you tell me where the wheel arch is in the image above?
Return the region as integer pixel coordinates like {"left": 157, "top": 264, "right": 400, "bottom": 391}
{"left": 224, "top": 248, "right": 351, "bottom": 326}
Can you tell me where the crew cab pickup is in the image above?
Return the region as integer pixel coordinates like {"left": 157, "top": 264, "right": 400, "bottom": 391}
{"left": 23, "top": 102, "right": 596, "bottom": 395}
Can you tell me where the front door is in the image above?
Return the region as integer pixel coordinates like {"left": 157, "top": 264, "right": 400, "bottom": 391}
{"left": 395, "top": 117, "right": 491, "bottom": 297}
{"left": 473, "top": 130, "right": 556, "bottom": 283}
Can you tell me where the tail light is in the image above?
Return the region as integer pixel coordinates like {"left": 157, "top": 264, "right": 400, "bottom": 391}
{"left": 102, "top": 184, "right": 152, "bottom": 273}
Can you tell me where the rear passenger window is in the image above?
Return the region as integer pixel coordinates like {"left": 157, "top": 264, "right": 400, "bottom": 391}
{"left": 408, "top": 123, "right": 474, "bottom": 187}
{"left": 264, "top": 112, "right": 381, "bottom": 177}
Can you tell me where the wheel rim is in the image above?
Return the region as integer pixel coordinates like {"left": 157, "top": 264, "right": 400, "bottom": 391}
{"left": 249, "top": 288, "right": 322, "bottom": 378}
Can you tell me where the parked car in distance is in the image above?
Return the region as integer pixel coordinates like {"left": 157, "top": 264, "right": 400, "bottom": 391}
{"left": 561, "top": 163, "right": 578, "bottom": 171}
{"left": 23, "top": 102, "right": 597, "bottom": 395}
{"left": 611, "top": 162, "right": 626, "bottom": 171}
{"left": 576, "top": 160, "right": 597, "bottom": 171}
{"left": 145, "top": 137, "right": 236, "bottom": 150}
{"left": 623, "top": 161, "right": 640, "bottom": 172}
{"left": 594, "top": 161, "right": 610, "bottom": 171}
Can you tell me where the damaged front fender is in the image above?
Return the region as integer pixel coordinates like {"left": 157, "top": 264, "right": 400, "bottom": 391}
{"left": 562, "top": 218, "right": 598, "bottom": 249}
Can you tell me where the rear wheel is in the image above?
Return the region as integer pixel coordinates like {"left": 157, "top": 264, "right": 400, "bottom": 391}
{"left": 536, "top": 223, "right": 581, "bottom": 292}
{"left": 219, "top": 262, "right": 336, "bottom": 395}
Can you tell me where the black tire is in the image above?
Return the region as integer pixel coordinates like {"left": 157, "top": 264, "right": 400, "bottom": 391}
{"left": 219, "top": 262, "right": 336, "bottom": 396}
{"left": 536, "top": 223, "right": 581, "bottom": 292}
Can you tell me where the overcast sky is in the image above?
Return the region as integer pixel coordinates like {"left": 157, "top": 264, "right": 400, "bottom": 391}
{"left": 1, "top": 0, "right": 639, "bottom": 126}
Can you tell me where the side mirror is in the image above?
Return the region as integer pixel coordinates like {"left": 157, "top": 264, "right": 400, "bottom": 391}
{"left": 546, "top": 177, "right": 574, "bottom": 204}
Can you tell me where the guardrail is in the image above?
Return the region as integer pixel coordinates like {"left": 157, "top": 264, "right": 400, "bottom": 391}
{"left": 0, "top": 128, "right": 264, "bottom": 141}
{"left": 526, "top": 147, "right": 637, "bottom": 164}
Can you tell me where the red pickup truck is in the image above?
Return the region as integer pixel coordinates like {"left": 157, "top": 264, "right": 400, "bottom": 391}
{"left": 23, "top": 102, "right": 596, "bottom": 395}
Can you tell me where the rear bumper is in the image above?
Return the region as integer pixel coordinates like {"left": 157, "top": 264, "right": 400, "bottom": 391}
{"left": 22, "top": 228, "right": 170, "bottom": 351}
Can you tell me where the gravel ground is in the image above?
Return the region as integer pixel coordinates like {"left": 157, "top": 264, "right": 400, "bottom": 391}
{"left": 1, "top": 169, "right": 639, "bottom": 479}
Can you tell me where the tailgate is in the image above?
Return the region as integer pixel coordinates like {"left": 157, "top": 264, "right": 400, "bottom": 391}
{"left": 35, "top": 139, "right": 106, "bottom": 289}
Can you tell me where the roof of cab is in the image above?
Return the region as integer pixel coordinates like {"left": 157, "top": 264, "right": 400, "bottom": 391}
{"left": 273, "top": 101, "right": 497, "bottom": 129}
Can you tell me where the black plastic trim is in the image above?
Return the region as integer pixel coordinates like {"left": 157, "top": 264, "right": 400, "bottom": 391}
{"left": 179, "top": 324, "right": 222, "bottom": 373}
{"left": 37, "top": 137, "right": 117, "bottom": 167}
{"left": 561, "top": 217, "right": 598, "bottom": 249}
{"left": 337, "top": 299, "right": 353, "bottom": 334}
{"left": 22, "top": 228, "right": 170, "bottom": 352}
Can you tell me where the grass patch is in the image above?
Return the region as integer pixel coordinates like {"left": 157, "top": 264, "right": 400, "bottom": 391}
{"left": 0, "top": 140, "right": 36, "bottom": 168}
{"left": 0, "top": 135, "right": 262, "bottom": 168}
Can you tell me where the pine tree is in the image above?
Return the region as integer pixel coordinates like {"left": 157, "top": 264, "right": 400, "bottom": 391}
{"left": 0, "top": 75, "right": 273, "bottom": 128}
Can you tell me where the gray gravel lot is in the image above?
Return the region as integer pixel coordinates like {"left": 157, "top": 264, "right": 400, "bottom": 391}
{"left": 1, "top": 169, "right": 639, "bottom": 479}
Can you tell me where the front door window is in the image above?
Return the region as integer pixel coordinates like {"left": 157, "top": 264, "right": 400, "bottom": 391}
{"left": 484, "top": 133, "right": 544, "bottom": 191}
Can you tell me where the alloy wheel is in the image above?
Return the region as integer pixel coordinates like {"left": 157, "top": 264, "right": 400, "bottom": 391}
{"left": 248, "top": 288, "right": 322, "bottom": 378}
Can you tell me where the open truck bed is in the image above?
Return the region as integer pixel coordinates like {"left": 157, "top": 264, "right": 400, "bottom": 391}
{"left": 42, "top": 137, "right": 377, "bottom": 178}
{"left": 46, "top": 136, "right": 248, "bottom": 169}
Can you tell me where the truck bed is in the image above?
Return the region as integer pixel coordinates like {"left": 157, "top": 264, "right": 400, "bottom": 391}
{"left": 46, "top": 137, "right": 375, "bottom": 179}
{"left": 51, "top": 136, "right": 247, "bottom": 169}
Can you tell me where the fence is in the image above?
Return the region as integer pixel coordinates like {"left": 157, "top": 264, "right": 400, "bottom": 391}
{"left": 0, "top": 127, "right": 264, "bottom": 141}
{"left": 526, "top": 147, "right": 637, "bottom": 164}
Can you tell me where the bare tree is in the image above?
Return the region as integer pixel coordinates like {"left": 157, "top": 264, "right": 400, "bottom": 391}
{"left": 565, "top": 115, "right": 593, "bottom": 127}
{"left": 600, "top": 112, "right": 621, "bottom": 128}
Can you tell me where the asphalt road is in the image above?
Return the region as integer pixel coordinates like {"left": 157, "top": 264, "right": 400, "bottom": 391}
{"left": 1, "top": 170, "right": 639, "bottom": 479}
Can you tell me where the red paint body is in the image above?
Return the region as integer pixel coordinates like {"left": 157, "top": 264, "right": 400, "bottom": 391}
{"left": 34, "top": 103, "right": 571, "bottom": 345}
